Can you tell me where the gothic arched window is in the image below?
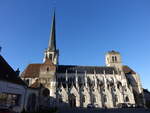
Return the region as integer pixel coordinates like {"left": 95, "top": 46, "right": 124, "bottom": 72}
{"left": 117, "top": 84, "right": 119, "bottom": 89}
{"left": 82, "top": 95, "right": 85, "bottom": 103}
{"left": 114, "top": 95, "right": 118, "bottom": 102}
{"left": 104, "top": 95, "right": 107, "bottom": 103}
{"left": 125, "top": 96, "right": 129, "bottom": 102}
{"left": 92, "top": 96, "right": 96, "bottom": 103}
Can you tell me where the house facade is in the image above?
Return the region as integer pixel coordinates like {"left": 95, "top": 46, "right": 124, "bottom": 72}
{"left": 0, "top": 55, "right": 27, "bottom": 112}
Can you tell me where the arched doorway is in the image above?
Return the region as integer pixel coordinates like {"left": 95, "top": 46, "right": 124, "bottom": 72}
{"left": 69, "top": 94, "right": 76, "bottom": 107}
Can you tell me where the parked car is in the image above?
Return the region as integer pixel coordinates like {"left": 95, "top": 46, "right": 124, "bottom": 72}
{"left": 87, "top": 104, "right": 95, "bottom": 108}
{"left": 127, "top": 103, "right": 136, "bottom": 108}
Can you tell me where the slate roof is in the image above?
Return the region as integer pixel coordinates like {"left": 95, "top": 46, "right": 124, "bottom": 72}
{"left": 57, "top": 65, "right": 118, "bottom": 74}
{"left": 22, "top": 63, "right": 118, "bottom": 78}
{"left": 22, "top": 63, "right": 138, "bottom": 78}
{"left": 123, "top": 65, "right": 136, "bottom": 74}
{"left": 0, "top": 55, "right": 26, "bottom": 86}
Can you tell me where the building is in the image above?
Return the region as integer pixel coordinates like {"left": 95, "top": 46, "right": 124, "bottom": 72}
{"left": 0, "top": 54, "right": 41, "bottom": 112}
{"left": 21, "top": 12, "right": 145, "bottom": 108}
{"left": 0, "top": 55, "right": 26, "bottom": 112}
{"left": 143, "top": 89, "right": 150, "bottom": 108}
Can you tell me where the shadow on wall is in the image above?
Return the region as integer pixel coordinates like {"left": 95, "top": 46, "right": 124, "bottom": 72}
{"left": 125, "top": 73, "right": 145, "bottom": 107}
{"left": 24, "top": 85, "right": 71, "bottom": 113}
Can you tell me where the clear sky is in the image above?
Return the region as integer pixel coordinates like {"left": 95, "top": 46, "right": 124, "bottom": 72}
{"left": 0, "top": 0, "right": 150, "bottom": 90}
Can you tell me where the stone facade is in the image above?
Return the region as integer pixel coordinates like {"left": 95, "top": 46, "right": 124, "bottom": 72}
{"left": 21, "top": 12, "right": 145, "bottom": 108}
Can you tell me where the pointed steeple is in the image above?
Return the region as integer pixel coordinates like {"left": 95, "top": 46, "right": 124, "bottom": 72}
{"left": 48, "top": 11, "right": 56, "bottom": 51}
{"left": 43, "top": 10, "right": 59, "bottom": 64}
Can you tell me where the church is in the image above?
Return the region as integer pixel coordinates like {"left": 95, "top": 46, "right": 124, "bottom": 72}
{"left": 21, "top": 12, "right": 145, "bottom": 108}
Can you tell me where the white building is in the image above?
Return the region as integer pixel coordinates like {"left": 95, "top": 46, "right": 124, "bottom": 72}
{"left": 21, "top": 12, "right": 145, "bottom": 108}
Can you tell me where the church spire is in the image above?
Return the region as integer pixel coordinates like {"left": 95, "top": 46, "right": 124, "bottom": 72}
{"left": 48, "top": 11, "right": 56, "bottom": 51}
{"left": 43, "top": 10, "right": 59, "bottom": 64}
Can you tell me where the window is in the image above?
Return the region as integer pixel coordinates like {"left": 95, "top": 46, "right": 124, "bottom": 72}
{"left": 49, "top": 54, "right": 52, "bottom": 60}
{"left": 26, "top": 79, "right": 29, "bottom": 85}
{"left": 115, "top": 56, "right": 117, "bottom": 62}
{"left": 112, "top": 56, "right": 115, "bottom": 62}
{"left": 0, "top": 93, "right": 21, "bottom": 106}
{"left": 117, "top": 84, "right": 119, "bottom": 89}
{"left": 103, "top": 88, "right": 105, "bottom": 92}
{"left": 47, "top": 67, "right": 49, "bottom": 72}
{"left": 125, "top": 96, "right": 129, "bottom": 102}
{"left": 114, "top": 95, "right": 118, "bottom": 102}
{"left": 124, "top": 88, "right": 127, "bottom": 92}
{"left": 107, "top": 84, "right": 110, "bottom": 89}
{"left": 82, "top": 95, "right": 85, "bottom": 102}
{"left": 104, "top": 95, "right": 107, "bottom": 103}
{"left": 93, "top": 88, "right": 95, "bottom": 92}
{"left": 113, "top": 88, "right": 116, "bottom": 92}
{"left": 93, "top": 96, "right": 96, "bottom": 103}
{"left": 60, "top": 89, "right": 62, "bottom": 92}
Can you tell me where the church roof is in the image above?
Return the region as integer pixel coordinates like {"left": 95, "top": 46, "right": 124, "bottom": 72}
{"left": 21, "top": 59, "right": 56, "bottom": 78}
{"left": 22, "top": 63, "right": 118, "bottom": 78}
{"left": 0, "top": 55, "right": 26, "bottom": 86}
{"left": 21, "top": 64, "right": 41, "bottom": 78}
{"left": 22, "top": 64, "right": 137, "bottom": 78}
{"left": 123, "top": 65, "right": 136, "bottom": 74}
{"left": 57, "top": 65, "right": 118, "bottom": 74}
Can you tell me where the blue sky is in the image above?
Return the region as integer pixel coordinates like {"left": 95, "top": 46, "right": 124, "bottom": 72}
{"left": 0, "top": 0, "right": 150, "bottom": 90}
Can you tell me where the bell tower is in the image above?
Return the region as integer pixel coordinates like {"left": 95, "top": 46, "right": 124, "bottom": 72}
{"left": 105, "top": 50, "right": 122, "bottom": 68}
{"left": 43, "top": 11, "right": 59, "bottom": 65}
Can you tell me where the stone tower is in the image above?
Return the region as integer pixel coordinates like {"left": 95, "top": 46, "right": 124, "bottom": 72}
{"left": 105, "top": 50, "right": 122, "bottom": 69}
{"left": 40, "top": 11, "right": 58, "bottom": 100}
{"left": 43, "top": 12, "right": 59, "bottom": 65}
